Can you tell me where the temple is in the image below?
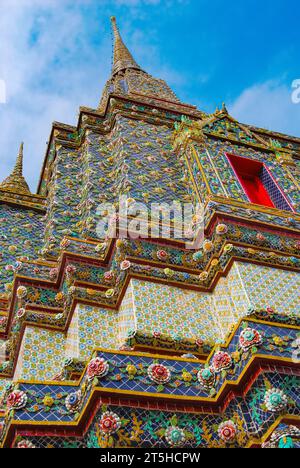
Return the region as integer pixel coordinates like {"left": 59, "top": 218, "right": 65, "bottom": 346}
{"left": 0, "top": 18, "right": 299, "bottom": 448}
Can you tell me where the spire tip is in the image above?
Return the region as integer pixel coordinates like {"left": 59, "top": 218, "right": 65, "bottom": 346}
{"left": 0, "top": 141, "right": 31, "bottom": 194}
{"left": 110, "top": 16, "right": 142, "bottom": 76}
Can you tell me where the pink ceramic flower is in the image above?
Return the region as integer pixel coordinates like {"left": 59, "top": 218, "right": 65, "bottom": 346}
{"left": 212, "top": 351, "right": 232, "bottom": 373}
{"left": 16, "top": 308, "right": 26, "bottom": 319}
{"left": 104, "top": 271, "right": 114, "bottom": 283}
{"left": 7, "top": 390, "right": 27, "bottom": 410}
{"left": 256, "top": 233, "right": 266, "bottom": 242}
{"left": 0, "top": 317, "right": 7, "bottom": 328}
{"left": 148, "top": 364, "right": 171, "bottom": 384}
{"left": 66, "top": 265, "right": 76, "bottom": 275}
{"left": 157, "top": 250, "right": 168, "bottom": 261}
{"left": 17, "top": 439, "right": 36, "bottom": 449}
{"left": 216, "top": 224, "right": 228, "bottom": 235}
{"left": 98, "top": 411, "right": 121, "bottom": 435}
{"left": 87, "top": 357, "right": 109, "bottom": 380}
{"left": 120, "top": 260, "right": 131, "bottom": 271}
{"left": 49, "top": 268, "right": 59, "bottom": 279}
{"left": 218, "top": 420, "right": 237, "bottom": 442}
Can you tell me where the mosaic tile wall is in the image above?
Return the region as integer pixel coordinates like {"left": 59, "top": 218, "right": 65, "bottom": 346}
{"left": 65, "top": 303, "right": 120, "bottom": 361}
{"left": 120, "top": 263, "right": 299, "bottom": 345}
{"left": 80, "top": 117, "right": 191, "bottom": 239}
{"left": 224, "top": 264, "right": 251, "bottom": 317}
{"left": 4, "top": 262, "right": 299, "bottom": 385}
{"left": 41, "top": 116, "right": 192, "bottom": 254}
{"left": 73, "top": 304, "right": 118, "bottom": 360}
{"left": 99, "top": 68, "right": 181, "bottom": 110}
{"left": 238, "top": 263, "right": 300, "bottom": 314}
{"left": 0, "top": 205, "right": 44, "bottom": 294}
{"left": 64, "top": 306, "right": 79, "bottom": 359}
{"left": 118, "top": 282, "right": 135, "bottom": 343}
{"left": 211, "top": 271, "right": 248, "bottom": 341}
{"left": 130, "top": 279, "right": 218, "bottom": 343}
{"left": 14, "top": 327, "right": 65, "bottom": 381}
{"left": 105, "top": 115, "right": 190, "bottom": 206}
{"left": 129, "top": 264, "right": 251, "bottom": 344}
{"left": 126, "top": 69, "right": 181, "bottom": 102}
{"left": 43, "top": 147, "right": 82, "bottom": 255}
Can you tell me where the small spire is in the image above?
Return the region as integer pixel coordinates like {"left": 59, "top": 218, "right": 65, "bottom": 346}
{"left": 0, "top": 142, "right": 31, "bottom": 194}
{"left": 111, "top": 16, "right": 142, "bottom": 76}
{"left": 221, "top": 102, "right": 228, "bottom": 114}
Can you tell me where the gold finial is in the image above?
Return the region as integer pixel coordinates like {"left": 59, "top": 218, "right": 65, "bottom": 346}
{"left": 111, "top": 17, "right": 142, "bottom": 76}
{"left": 0, "top": 142, "right": 31, "bottom": 194}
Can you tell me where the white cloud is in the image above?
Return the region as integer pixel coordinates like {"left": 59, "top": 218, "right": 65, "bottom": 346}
{"left": 229, "top": 80, "right": 300, "bottom": 138}
{"left": 0, "top": 0, "right": 109, "bottom": 191}
{"left": 0, "top": 0, "right": 185, "bottom": 191}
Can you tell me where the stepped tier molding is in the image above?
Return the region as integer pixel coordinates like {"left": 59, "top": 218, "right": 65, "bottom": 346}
{"left": 0, "top": 318, "right": 299, "bottom": 448}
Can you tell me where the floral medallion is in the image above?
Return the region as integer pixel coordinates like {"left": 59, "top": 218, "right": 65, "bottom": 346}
{"left": 199, "top": 271, "right": 209, "bottom": 282}
{"left": 223, "top": 243, "right": 233, "bottom": 254}
{"left": 164, "top": 268, "right": 175, "bottom": 277}
{"left": 264, "top": 388, "right": 288, "bottom": 412}
{"left": 197, "top": 367, "right": 215, "bottom": 389}
{"left": 16, "top": 286, "right": 27, "bottom": 299}
{"left": 126, "top": 364, "right": 137, "bottom": 376}
{"left": 157, "top": 250, "right": 169, "bottom": 261}
{"left": 203, "top": 240, "right": 213, "bottom": 253}
{"left": 0, "top": 317, "right": 7, "bottom": 328}
{"left": 103, "top": 271, "right": 114, "bottom": 283}
{"left": 212, "top": 351, "right": 232, "bottom": 373}
{"left": 165, "top": 426, "right": 186, "bottom": 447}
{"left": 87, "top": 357, "right": 109, "bottom": 381}
{"left": 66, "top": 264, "right": 76, "bottom": 276}
{"left": 7, "top": 390, "right": 27, "bottom": 410}
{"left": 120, "top": 260, "right": 131, "bottom": 271}
{"left": 95, "top": 242, "right": 107, "bottom": 253}
{"left": 16, "top": 308, "right": 26, "bottom": 319}
{"left": 43, "top": 395, "right": 54, "bottom": 407}
{"left": 65, "top": 390, "right": 82, "bottom": 413}
{"left": 147, "top": 363, "right": 171, "bottom": 384}
{"left": 216, "top": 224, "right": 228, "bottom": 235}
{"left": 218, "top": 420, "right": 237, "bottom": 442}
{"left": 98, "top": 411, "right": 121, "bottom": 435}
{"left": 192, "top": 251, "right": 203, "bottom": 263}
{"left": 105, "top": 289, "right": 115, "bottom": 298}
{"left": 49, "top": 268, "right": 58, "bottom": 279}
{"left": 17, "top": 439, "right": 36, "bottom": 449}
{"left": 239, "top": 327, "right": 262, "bottom": 351}
{"left": 182, "top": 371, "right": 193, "bottom": 382}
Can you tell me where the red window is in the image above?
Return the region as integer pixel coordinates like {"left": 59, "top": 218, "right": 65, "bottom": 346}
{"left": 226, "top": 153, "right": 292, "bottom": 211}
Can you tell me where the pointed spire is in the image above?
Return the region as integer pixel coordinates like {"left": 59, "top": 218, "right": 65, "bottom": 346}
{"left": 111, "top": 16, "right": 142, "bottom": 76}
{"left": 221, "top": 102, "right": 228, "bottom": 114}
{"left": 0, "top": 142, "right": 31, "bottom": 194}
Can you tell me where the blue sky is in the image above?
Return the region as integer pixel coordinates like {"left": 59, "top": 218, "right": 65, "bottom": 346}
{"left": 0, "top": 0, "right": 299, "bottom": 191}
